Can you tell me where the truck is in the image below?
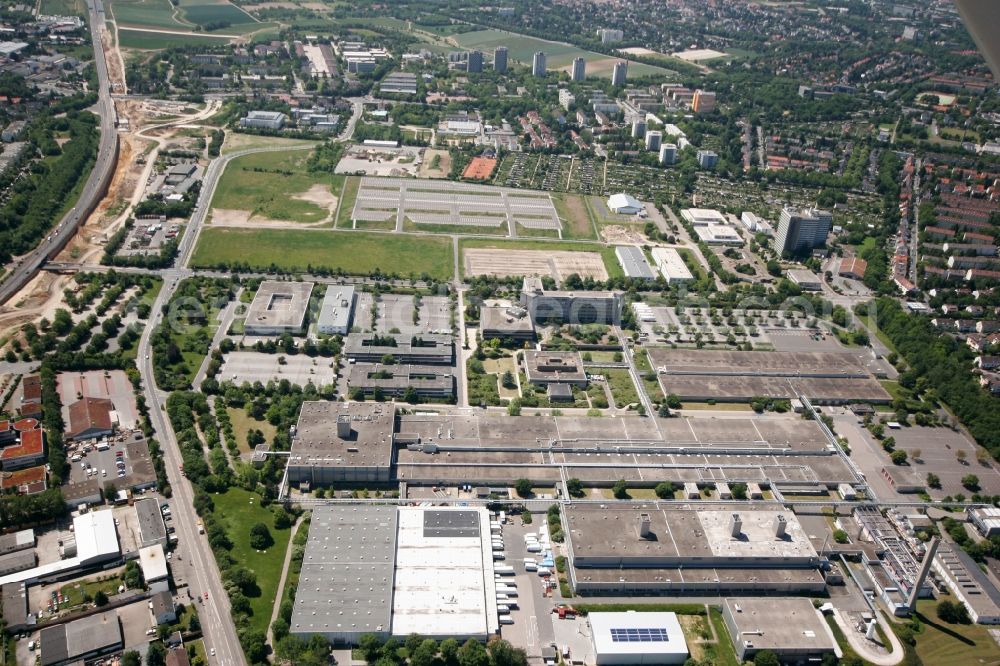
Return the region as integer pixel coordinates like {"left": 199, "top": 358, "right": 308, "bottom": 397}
{"left": 524, "top": 561, "right": 538, "bottom": 572}
{"left": 537, "top": 567, "right": 552, "bottom": 577}
{"left": 552, "top": 605, "right": 578, "bottom": 620}
{"left": 494, "top": 565, "right": 515, "bottom": 575}
{"left": 197, "top": 520, "right": 204, "bottom": 534}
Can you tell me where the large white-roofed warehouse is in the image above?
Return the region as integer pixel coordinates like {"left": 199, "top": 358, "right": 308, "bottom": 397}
{"left": 290, "top": 505, "right": 500, "bottom": 645}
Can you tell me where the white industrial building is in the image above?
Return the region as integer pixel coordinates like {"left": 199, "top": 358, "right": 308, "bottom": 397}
{"left": 787, "top": 269, "right": 822, "bottom": 291}
{"left": 0, "top": 511, "right": 120, "bottom": 586}
{"left": 740, "top": 211, "right": 774, "bottom": 236}
{"left": 239, "top": 110, "right": 287, "bottom": 130}
{"left": 608, "top": 193, "right": 643, "bottom": 215}
{"left": 317, "top": 286, "right": 356, "bottom": 335}
{"left": 589, "top": 612, "right": 689, "bottom": 665}
{"left": 138, "top": 544, "right": 169, "bottom": 584}
{"left": 681, "top": 208, "right": 728, "bottom": 226}
{"left": 291, "top": 505, "right": 499, "bottom": 645}
{"left": 694, "top": 225, "right": 742, "bottom": 245}
{"left": 650, "top": 247, "right": 694, "bottom": 284}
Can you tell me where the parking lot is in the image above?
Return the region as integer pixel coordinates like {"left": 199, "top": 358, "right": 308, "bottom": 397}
{"left": 374, "top": 294, "right": 452, "bottom": 335}
{"left": 494, "top": 514, "right": 559, "bottom": 659}
{"left": 217, "top": 351, "right": 337, "bottom": 386}
{"left": 66, "top": 431, "right": 147, "bottom": 487}
{"left": 57, "top": 369, "right": 138, "bottom": 430}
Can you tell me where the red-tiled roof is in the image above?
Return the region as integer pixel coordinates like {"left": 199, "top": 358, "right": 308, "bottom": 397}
{"left": 0, "top": 428, "right": 45, "bottom": 461}
{"left": 67, "top": 397, "right": 113, "bottom": 439}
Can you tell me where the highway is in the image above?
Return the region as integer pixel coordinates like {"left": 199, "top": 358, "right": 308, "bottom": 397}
{"left": 0, "top": 0, "right": 118, "bottom": 306}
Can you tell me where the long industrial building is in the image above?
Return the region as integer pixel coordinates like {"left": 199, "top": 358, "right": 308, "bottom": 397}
{"left": 563, "top": 505, "right": 829, "bottom": 595}
{"left": 284, "top": 401, "right": 862, "bottom": 492}
{"left": 290, "top": 505, "right": 499, "bottom": 645}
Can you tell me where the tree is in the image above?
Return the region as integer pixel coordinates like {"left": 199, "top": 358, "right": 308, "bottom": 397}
{"left": 501, "top": 370, "right": 516, "bottom": 389}
{"left": 890, "top": 449, "right": 908, "bottom": 465}
{"left": 666, "top": 393, "right": 682, "bottom": 409}
{"left": 457, "top": 638, "right": 489, "bottom": 666}
{"left": 487, "top": 639, "right": 528, "bottom": 666}
{"left": 404, "top": 634, "right": 423, "bottom": 656}
{"left": 655, "top": 481, "right": 675, "bottom": 499}
{"left": 658, "top": 401, "right": 670, "bottom": 417}
{"left": 515, "top": 478, "right": 533, "bottom": 498}
{"left": 123, "top": 651, "right": 141, "bottom": 666}
{"left": 123, "top": 560, "right": 145, "bottom": 590}
{"left": 94, "top": 590, "right": 109, "bottom": 607}
{"left": 613, "top": 479, "right": 628, "bottom": 499}
{"left": 937, "top": 600, "right": 970, "bottom": 624}
{"left": 440, "top": 638, "right": 460, "bottom": 666}
{"left": 881, "top": 436, "right": 896, "bottom": 452}
{"left": 359, "top": 633, "right": 383, "bottom": 663}
{"left": 566, "top": 478, "right": 584, "bottom": 497}
{"left": 411, "top": 639, "right": 439, "bottom": 666}
{"left": 962, "top": 474, "right": 981, "bottom": 491}
{"left": 753, "top": 651, "right": 780, "bottom": 666}
{"left": 833, "top": 529, "right": 849, "bottom": 544}
{"left": 507, "top": 398, "right": 522, "bottom": 416}
{"left": 927, "top": 473, "right": 941, "bottom": 489}
{"left": 146, "top": 641, "right": 166, "bottom": 666}
{"left": 249, "top": 522, "right": 274, "bottom": 550}
{"left": 239, "top": 628, "right": 268, "bottom": 663}
{"left": 957, "top": 450, "right": 968, "bottom": 464}
{"left": 731, "top": 483, "right": 748, "bottom": 500}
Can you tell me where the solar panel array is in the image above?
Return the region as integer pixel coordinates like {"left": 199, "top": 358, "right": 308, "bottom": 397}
{"left": 609, "top": 627, "right": 669, "bottom": 643}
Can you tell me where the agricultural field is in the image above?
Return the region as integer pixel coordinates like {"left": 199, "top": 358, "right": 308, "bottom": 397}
{"left": 182, "top": 2, "right": 254, "bottom": 27}
{"left": 111, "top": 0, "right": 190, "bottom": 30}
{"left": 210, "top": 149, "right": 341, "bottom": 225}
{"left": 117, "top": 27, "right": 232, "bottom": 49}
{"left": 40, "top": 0, "right": 86, "bottom": 15}
{"left": 191, "top": 228, "right": 455, "bottom": 280}
{"left": 451, "top": 29, "right": 673, "bottom": 78}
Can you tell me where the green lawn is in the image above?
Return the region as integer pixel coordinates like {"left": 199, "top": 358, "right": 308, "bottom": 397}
{"left": 912, "top": 598, "right": 1000, "bottom": 666}
{"left": 335, "top": 175, "right": 361, "bottom": 228}
{"left": 211, "top": 488, "right": 293, "bottom": 636}
{"left": 211, "top": 150, "right": 338, "bottom": 224}
{"left": 182, "top": 2, "right": 254, "bottom": 26}
{"left": 40, "top": 0, "right": 85, "bottom": 15}
{"left": 59, "top": 575, "right": 124, "bottom": 609}
{"left": 192, "top": 228, "right": 455, "bottom": 280}
{"left": 226, "top": 407, "right": 278, "bottom": 453}
{"left": 605, "top": 369, "right": 640, "bottom": 408}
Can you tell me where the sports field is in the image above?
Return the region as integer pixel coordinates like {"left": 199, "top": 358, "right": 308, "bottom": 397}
{"left": 191, "top": 228, "right": 455, "bottom": 279}
{"left": 452, "top": 30, "right": 673, "bottom": 78}
{"left": 210, "top": 149, "right": 339, "bottom": 225}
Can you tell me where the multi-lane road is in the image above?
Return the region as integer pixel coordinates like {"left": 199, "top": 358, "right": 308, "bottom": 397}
{"left": 0, "top": 0, "right": 119, "bottom": 306}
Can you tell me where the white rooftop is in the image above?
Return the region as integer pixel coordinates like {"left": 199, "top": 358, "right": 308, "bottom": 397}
{"left": 590, "top": 612, "right": 688, "bottom": 660}
{"left": 391, "top": 507, "right": 497, "bottom": 639}
{"left": 138, "top": 544, "right": 169, "bottom": 582}
{"left": 0, "top": 510, "right": 120, "bottom": 586}
{"left": 608, "top": 193, "right": 642, "bottom": 212}
{"left": 681, "top": 208, "right": 728, "bottom": 225}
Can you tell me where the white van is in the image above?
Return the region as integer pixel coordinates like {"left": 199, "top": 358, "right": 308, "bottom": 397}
{"left": 537, "top": 567, "right": 552, "bottom": 576}
{"left": 500, "top": 616, "right": 514, "bottom": 625}
{"left": 526, "top": 544, "right": 542, "bottom": 553}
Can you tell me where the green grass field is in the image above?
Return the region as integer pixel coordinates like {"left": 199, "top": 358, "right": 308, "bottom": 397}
{"left": 211, "top": 150, "right": 337, "bottom": 224}
{"left": 211, "top": 488, "right": 292, "bottom": 636}
{"left": 117, "top": 27, "right": 231, "bottom": 49}
{"left": 912, "top": 598, "right": 1000, "bottom": 666}
{"left": 605, "top": 369, "right": 640, "bottom": 408}
{"left": 40, "top": 0, "right": 85, "bottom": 15}
{"left": 182, "top": 2, "right": 253, "bottom": 26}
{"left": 226, "top": 407, "right": 278, "bottom": 453}
{"left": 112, "top": 0, "right": 191, "bottom": 29}
{"left": 192, "top": 228, "right": 455, "bottom": 279}
{"left": 452, "top": 29, "right": 672, "bottom": 77}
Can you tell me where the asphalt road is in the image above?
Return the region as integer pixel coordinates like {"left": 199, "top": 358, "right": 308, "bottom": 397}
{"left": 0, "top": 0, "right": 118, "bottom": 306}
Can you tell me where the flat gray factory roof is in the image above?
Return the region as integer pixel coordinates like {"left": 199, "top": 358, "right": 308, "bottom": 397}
{"left": 576, "top": 565, "right": 825, "bottom": 587}
{"left": 615, "top": 246, "right": 657, "bottom": 280}
{"left": 290, "top": 401, "right": 395, "bottom": 469}
{"left": 723, "top": 598, "right": 835, "bottom": 653}
{"left": 566, "top": 506, "right": 818, "bottom": 562}
{"left": 245, "top": 281, "right": 314, "bottom": 331}
{"left": 134, "top": 497, "right": 166, "bottom": 546}
{"left": 291, "top": 505, "right": 397, "bottom": 636}
{"left": 658, "top": 374, "right": 891, "bottom": 402}
{"left": 1, "top": 582, "right": 27, "bottom": 629}
{"left": 318, "top": 285, "right": 355, "bottom": 331}
{"left": 647, "top": 348, "right": 870, "bottom": 378}
{"left": 40, "top": 611, "right": 122, "bottom": 666}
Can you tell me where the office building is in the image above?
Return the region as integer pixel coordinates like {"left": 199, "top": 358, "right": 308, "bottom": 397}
{"left": 691, "top": 90, "right": 716, "bottom": 113}
{"left": 348, "top": 364, "right": 455, "bottom": 399}
{"left": 244, "top": 281, "right": 314, "bottom": 336}
{"left": 590, "top": 612, "right": 688, "bottom": 665}
{"left": 722, "top": 598, "right": 836, "bottom": 662}
{"left": 696, "top": 150, "right": 718, "bottom": 169}
{"left": 970, "top": 507, "right": 1000, "bottom": 537}
{"left": 523, "top": 351, "right": 588, "bottom": 387}
{"left": 467, "top": 50, "right": 483, "bottom": 73}
{"left": 522, "top": 277, "right": 623, "bottom": 325}
{"left": 773, "top": 207, "right": 833, "bottom": 256}
{"left": 571, "top": 57, "right": 586, "bottom": 82}
{"left": 532, "top": 51, "right": 546, "bottom": 77}
{"left": 239, "top": 110, "right": 286, "bottom": 130}
{"left": 493, "top": 46, "right": 508, "bottom": 73}
{"left": 611, "top": 60, "right": 628, "bottom": 86}
{"left": 380, "top": 72, "right": 418, "bottom": 94}
{"left": 480, "top": 306, "right": 534, "bottom": 342}
{"left": 658, "top": 143, "right": 677, "bottom": 165}
{"left": 317, "top": 286, "right": 356, "bottom": 335}
{"left": 343, "top": 333, "right": 454, "bottom": 365}
{"left": 787, "top": 269, "right": 822, "bottom": 291}
{"left": 631, "top": 119, "right": 646, "bottom": 139}
{"left": 644, "top": 130, "right": 662, "bottom": 152}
